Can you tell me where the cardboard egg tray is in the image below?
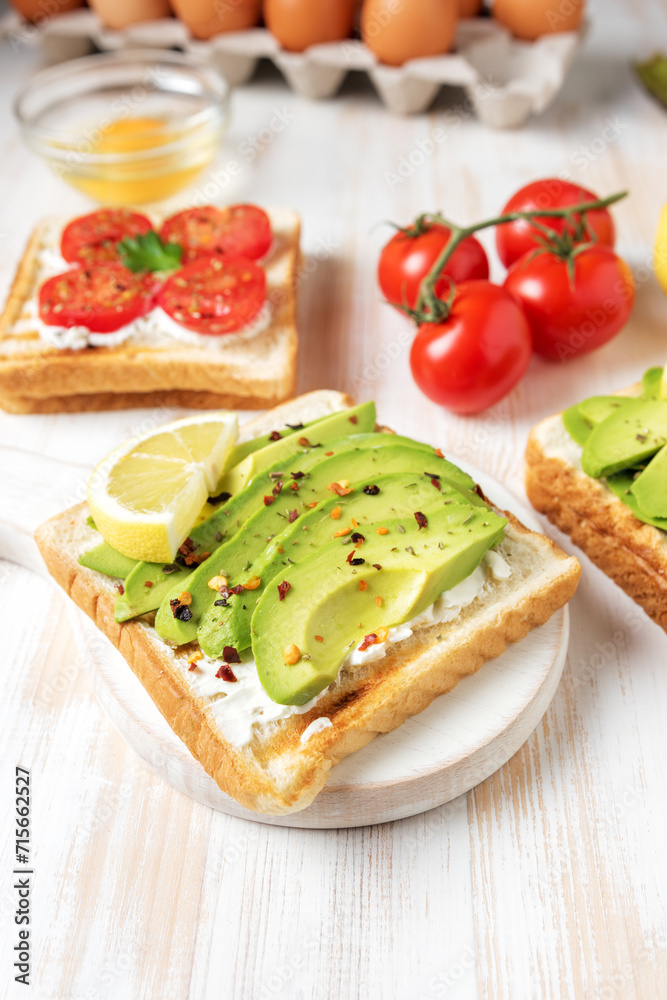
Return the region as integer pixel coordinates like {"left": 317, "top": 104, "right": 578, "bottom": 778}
{"left": 1, "top": 8, "right": 585, "bottom": 126}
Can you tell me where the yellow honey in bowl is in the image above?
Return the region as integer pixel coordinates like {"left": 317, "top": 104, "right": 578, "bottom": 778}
{"left": 51, "top": 116, "right": 222, "bottom": 205}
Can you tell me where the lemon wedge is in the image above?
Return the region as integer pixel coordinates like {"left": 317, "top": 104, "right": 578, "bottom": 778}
{"left": 87, "top": 412, "right": 238, "bottom": 562}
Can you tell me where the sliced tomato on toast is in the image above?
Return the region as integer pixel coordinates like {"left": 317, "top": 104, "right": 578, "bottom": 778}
{"left": 158, "top": 255, "right": 267, "bottom": 335}
{"left": 159, "top": 205, "right": 272, "bottom": 264}
{"left": 39, "top": 264, "right": 159, "bottom": 334}
{"left": 60, "top": 209, "right": 153, "bottom": 266}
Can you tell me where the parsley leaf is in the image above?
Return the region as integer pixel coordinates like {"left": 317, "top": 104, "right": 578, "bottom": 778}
{"left": 117, "top": 231, "right": 182, "bottom": 273}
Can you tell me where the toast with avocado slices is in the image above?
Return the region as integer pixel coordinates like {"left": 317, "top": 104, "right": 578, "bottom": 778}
{"left": 525, "top": 367, "right": 667, "bottom": 633}
{"left": 36, "top": 389, "right": 580, "bottom": 815}
{"left": 0, "top": 206, "right": 299, "bottom": 414}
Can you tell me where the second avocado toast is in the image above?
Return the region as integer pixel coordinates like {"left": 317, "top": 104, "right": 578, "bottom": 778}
{"left": 37, "top": 390, "right": 581, "bottom": 814}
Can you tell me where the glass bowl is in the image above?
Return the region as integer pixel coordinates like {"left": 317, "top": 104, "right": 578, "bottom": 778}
{"left": 14, "top": 50, "right": 230, "bottom": 205}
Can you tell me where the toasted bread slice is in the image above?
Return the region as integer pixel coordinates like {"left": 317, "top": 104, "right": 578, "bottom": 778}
{"left": 36, "top": 390, "right": 581, "bottom": 814}
{"left": 0, "top": 207, "right": 300, "bottom": 414}
{"left": 525, "top": 384, "right": 667, "bottom": 632}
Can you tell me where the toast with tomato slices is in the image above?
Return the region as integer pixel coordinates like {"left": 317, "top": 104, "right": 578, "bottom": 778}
{"left": 0, "top": 206, "right": 300, "bottom": 414}
{"left": 36, "top": 389, "right": 580, "bottom": 816}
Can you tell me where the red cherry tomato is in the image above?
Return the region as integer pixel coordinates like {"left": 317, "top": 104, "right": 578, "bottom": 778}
{"left": 39, "top": 265, "right": 158, "bottom": 334}
{"left": 496, "top": 179, "right": 615, "bottom": 268}
{"left": 60, "top": 209, "right": 152, "bottom": 266}
{"left": 378, "top": 223, "right": 489, "bottom": 310}
{"left": 158, "top": 255, "right": 267, "bottom": 335}
{"left": 504, "top": 245, "right": 635, "bottom": 361}
{"left": 160, "top": 205, "right": 272, "bottom": 265}
{"left": 409, "top": 281, "right": 532, "bottom": 414}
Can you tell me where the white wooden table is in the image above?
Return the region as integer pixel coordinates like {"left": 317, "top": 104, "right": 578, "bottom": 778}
{"left": 2, "top": 1, "right": 667, "bottom": 996}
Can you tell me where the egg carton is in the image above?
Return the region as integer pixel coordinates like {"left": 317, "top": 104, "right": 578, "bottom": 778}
{"left": 1, "top": 8, "right": 585, "bottom": 126}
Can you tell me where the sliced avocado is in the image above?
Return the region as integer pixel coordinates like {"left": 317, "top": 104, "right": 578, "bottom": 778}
{"left": 562, "top": 405, "right": 593, "bottom": 446}
{"left": 79, "top": 542, "right": 138, "bottom": 580}
{"left": 218, "top": 402, "right": 376, "bottom": 494}
{"left": 563, "top": 397, "right": 635, "bottom": 447}
{"left": 223, "top": 405, "right": 367, "bottom": 469}
{"left": 642, "top": 366, "right": 664, "bottom": 399}
{"left": 114, "top": 561, "right": 192, "bottom": 622}
{"left": 630, "top": 443, "right": 667, "bottom": 517}
{"left": 198, "top": 472, "right": 456, "bottom": 655}
{"left": 607, "top": 471, "right": 667, "bottom": 530}
{"left": 578, "top": 395, "right": 634, "bottom": 426}
{"left": 582, "top": 399, "right": 667, "bottom": 479}
{"left": 252, "top": 502, "right": 506, "bottom": 706}
{"left": 155, "top": 439, "right": 480, "bottom": 646}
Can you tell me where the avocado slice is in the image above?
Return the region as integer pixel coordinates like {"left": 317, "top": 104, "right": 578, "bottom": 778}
{"left": 563, "top": 397, "right": 635, "bottom": 447}
{"left": 252, "top": 502, "right": 506, "bottom": 706}
{"left": 221, "top": 402, "right": 375, "bottom": 478}
{"left": 630, "top": 443, "right": 667, "bottom": 517}
{"left": 114, "top": 562, "right": 192, "bottom": 621}
{"left": 79, "top": 542, "right": 138, "bottom": 580}
{"left": 562, "top": 405, "right": 593, "bottom": 446}
{"left": 582, "top": 399, "right": 667, "bottom": 479}
{"left": 642, "top": 366, "right": 664, "bottom": 399}
{"left": 198, "top": 472, "right": 457, "bottom": 655}
{"left": 218, "top": 402, "right": 376, "bottom": 494}
{"left": 606, "top": 471, "right": 667, "bottom": 530}
{"left": 155, "top": 439, "right": 479, "bottom": 646}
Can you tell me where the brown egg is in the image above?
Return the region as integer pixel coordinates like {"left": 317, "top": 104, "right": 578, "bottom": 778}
{"left": 459, "top": 0, "right": 482, "bottom": 15}
{"left": 264, "top": 0, "right": 356, "bottom": 53}
{"left": 172, "top": 0, "right": 262, "bottom": 39}
{"left": 492, "top": 0, "right": 585, "bottom": 40}
{"left": 362, "top": 0, "right": 458, "bottom": 66}
{"left": 89, "top": 0, "right": 172, "bottom": 30}
{"left": 9, "top": 0, "right": 83, "bottom": 21}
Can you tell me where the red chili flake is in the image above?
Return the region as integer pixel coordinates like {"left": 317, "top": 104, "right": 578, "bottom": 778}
{"left": 277, "top": 545, "right": 284, "bottom": 553}
{"left": 376, "top": 596, "right": 382, "bottom": 607}
{"left": 315, "top": 635, "right": 324, "bottom": 642}
{"left": 269, "top": 431, "right": 282, "bottom": 441}
{"left": 415, "top": 511, "right": 428, "bottom": 530}
{"left": 278, "top": 580, "right": 291, "bottom": 601}
{"left": 359, "top": 580, "right": 367, "bottom": 591}
{"left": 222, "top": 645, "right": 241, "bottom": 663}
{"left": 325, "top": 451, "right": 334, "bottom": 456}
{"left": 143, "top": 581, "right": 153, "bottom": 589}
{"left": 298, "top": 437, "right": 310, "bottom": 447}
{"left": 289, "top": 481, "right": 299, "bottom": 492}
{"left": 434, "top": 448, "right": 444, "bottom": 458}
{"left": 288, "top": 509, "right": 298, "bottom": 523}
{"left": 349, "top": 415, "right": 358, "bottom": 424}
{"left": 178, "top": 537, "right": 195, "bottom": 558}
{"left": 188, "top": 662, "right": 198, "bottom": 672}
{"left": 358, "top": 633, "right": 378, "bottom": 651}
{"left": 263, "top": 495, "right": 275, "bottom": 506}
{"left": 291, "top": 471, "right": 305, "bottom": 479}
{"left": 272, "top": 481, "right": 283, "bottom": 495}
{"left": 373, "top": 563, "right": 382, "bottom": 570}
{"left": 116, "top": 583, "right": 125, "bottom": 595}
{"left": 215, "top": 664, "right": 237, "bottom": 682}
{"left": 170, "top": 598, "right": 180, "bottom": 609}
{"left": 229, "top": 584, "right": 244, "bottom": 595}
{"left": 351, "top": 532, "right": 365, "bottom": 544}
{"left": 346, "top": 550, "right": 355, "bottom": 564}
{"left": 430, "top": 478, "right": 442, "bottom": 491}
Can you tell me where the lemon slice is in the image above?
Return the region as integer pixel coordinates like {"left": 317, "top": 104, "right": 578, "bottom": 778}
{"left": 87, "top": 412, "right": 238, "bottom": 562}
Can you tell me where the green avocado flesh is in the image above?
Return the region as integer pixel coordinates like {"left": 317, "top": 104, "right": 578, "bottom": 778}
{"left": 197, "top": 473, "right": 462, "bottom": 657}
{"left": 562, "top": 368, "right": 667, "bottom": 531}
{"left": 154, "top": 439, "right": 482, "bottom": 646}
{"left": 253, "top": 502, "right": 506, "bottom": 706}
{"left": 113, "top": 403, "right": 378, "bottom": 621}
{"left": 78, "top": 542, "right": 138, "bottom": 579}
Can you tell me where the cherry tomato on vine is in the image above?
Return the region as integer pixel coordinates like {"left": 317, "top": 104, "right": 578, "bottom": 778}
{"left": 496, "top": 179, "right": 616, "bottom": 268}
{"left": 409, "top": 281, "right": 533, "bottom": 414}
{"left": 504, "top": 245, "right": 635, "bottom": 361}
{"left": 378, "top": 223, "right": 489, "bottom": 310}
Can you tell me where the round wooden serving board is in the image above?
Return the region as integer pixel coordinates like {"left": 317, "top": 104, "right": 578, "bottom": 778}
{"left": 68, "top": 468, "right": 570, "bottom": 829}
